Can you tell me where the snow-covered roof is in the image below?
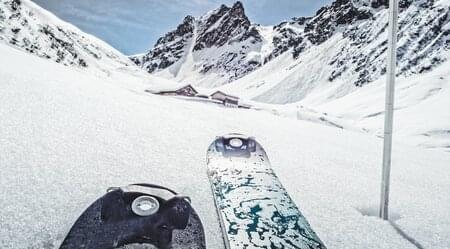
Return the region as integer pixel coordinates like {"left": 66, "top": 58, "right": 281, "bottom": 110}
{"left": 145, "top": 83, "right": 195, "bottom": 94}
{"left": 210, "top": 90, "right": 239, "bottom": 100}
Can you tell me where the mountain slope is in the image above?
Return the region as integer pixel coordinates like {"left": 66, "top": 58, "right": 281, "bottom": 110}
{"left": 131, "top": 2, "right": 264, "bottom": 87}
{"left": 133, "top": 0, "right": 450, "bottom": 94}
{"left": 0, "top": 0, "right": 134, "bottom": 73}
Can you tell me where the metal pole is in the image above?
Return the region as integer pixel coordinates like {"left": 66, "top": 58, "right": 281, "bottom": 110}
{"left": 380, "top": 0, "right": 399, "bottom": 220}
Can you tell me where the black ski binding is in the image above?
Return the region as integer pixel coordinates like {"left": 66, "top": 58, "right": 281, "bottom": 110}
{"left": 59, "top": 183, "right": 206, "bottom": 249}
{"left": 214, "top": 133, "right": 257, "bottom": 158}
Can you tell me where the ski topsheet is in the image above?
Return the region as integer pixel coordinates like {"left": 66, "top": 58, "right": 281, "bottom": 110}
{"left": 207, "top": 134, "right": 326, "bottom": 249}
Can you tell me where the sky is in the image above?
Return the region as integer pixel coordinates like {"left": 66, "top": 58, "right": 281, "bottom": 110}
{"left": 33, "top": 0, "right": 333, "bottom": 55}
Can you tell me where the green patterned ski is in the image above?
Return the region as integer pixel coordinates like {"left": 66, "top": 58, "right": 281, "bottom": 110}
{"left": 207, "top": 134, "right": 326, "bottom": 249}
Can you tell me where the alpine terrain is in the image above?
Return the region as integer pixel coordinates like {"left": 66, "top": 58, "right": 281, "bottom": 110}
{"left": 134, "top": 0, "right": 450, "bottom": 151}
{"left": 0, "top": 1, "right": 449, "bottom": 249}
{"left": 130, "top": 1, "right": 263, "bottom": 87}
{"left": 133, "top": 0, "right": 450, "bottom": 92}
{"left": 0, "top": 0, "right": 134, "bottom": 74}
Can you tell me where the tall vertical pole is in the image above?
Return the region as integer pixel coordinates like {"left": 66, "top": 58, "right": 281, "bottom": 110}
{"left": 380, "top": 0, "right": 399, "bottom": 220}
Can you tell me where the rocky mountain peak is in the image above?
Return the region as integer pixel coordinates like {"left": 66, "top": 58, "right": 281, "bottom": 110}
{"left": 231, "top": 1, "right": 245, "bottom": 16}
{"left": 154, "top": 15, "right": 194, "bottom": 47}
{"left": 130, "top": 1, "right": 263, "bottom": 85}
{"left": 182, "top": 15, "right": 195, "bottom": 26}
{"left": 194, "top": 1, "right": 256, "bottom": 51}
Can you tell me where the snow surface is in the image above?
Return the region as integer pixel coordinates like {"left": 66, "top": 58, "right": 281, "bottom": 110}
{"left": 1, "top": 44, "right": 450, "bottom": 249}
{"left": 137, "top": 0, "right": 450, "bottom": 153}
{"left": 220, "top": 34, "right": 450, "bottom": 152}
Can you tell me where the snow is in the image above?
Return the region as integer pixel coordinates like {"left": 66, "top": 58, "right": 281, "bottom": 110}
{"left": 1, "top": 43, "right": 450, "bottom": 249}
{"left": 170, "top": 20, "right": 199, "bottom": 80}
{"left": 154, "top": 37, "right": 264, "bottom": 88}
{"left": 22, "top": 0, "right": 120, "bottom": 55}
{"left": 255, "top": 25, "right": 275, "bottom": 60}
{"left": 0, "top": 0, "right": 134, "bottom": 76}
{"left": 218, "top": 27, "right": 450, "bottom": 151}
{"left": 313, "top": 60, "right": 450, "bottom": 151}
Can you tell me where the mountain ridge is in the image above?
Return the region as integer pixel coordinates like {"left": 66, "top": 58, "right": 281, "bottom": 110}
{"left": 0, "top": 0, "right": 135, "bottom": 74}
{"left": 130, "top": 1, "right": 263, "bottom": 87}
{"left": 132, "top": 0, "right": 450, "bottom": 101}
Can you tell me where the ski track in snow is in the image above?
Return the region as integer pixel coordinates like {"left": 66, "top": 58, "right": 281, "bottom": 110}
{"left": 0, "top": 44, "right": 450, "bottom": 249}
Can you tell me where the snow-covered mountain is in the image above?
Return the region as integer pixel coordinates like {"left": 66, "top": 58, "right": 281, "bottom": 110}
{"left": 235, "top": 0, "right": 450, "bottom": 104}
{"left": 131, "top": 1, "right": 263, "bottom": 87}
{"left": 0, "top": 0, "right": 133, "bottom": 73}
{"left": 133, "top": 0, "right": 450, "bottom": 96}
{"left": 130, "top": 0, "right": 450, "bottom": 151}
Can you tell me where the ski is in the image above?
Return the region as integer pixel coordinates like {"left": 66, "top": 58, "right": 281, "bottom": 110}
{"left": 60, "top": 183, "right": 206, "bottom": 249}
{"left": 207, "top": 133, "right": 326, "bottom": 249}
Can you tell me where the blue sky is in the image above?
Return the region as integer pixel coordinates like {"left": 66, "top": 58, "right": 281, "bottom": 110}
{"left": 34, "top": 0, "right": 333, "bottom": 55}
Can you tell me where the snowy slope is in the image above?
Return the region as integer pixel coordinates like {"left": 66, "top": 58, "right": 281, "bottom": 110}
{"left": 0, "top": 0, "right": 134, "bottom": 75}
{"left": 315, "top": 60, "right": 450, "bottom": 151}
{"left": 214, "top": 0, "right": 450, "bottom": 151}
{"left": 134, "top": 0, "right": 450, "bottom": 92}
{"left": 221, "top": 0, "right": 450, "bottom": 101}
{"left": 1, "top": 43, "right": 450, "bottom": 249}
{"left": 218, "top": 38, "right": 450, "bottom": 151}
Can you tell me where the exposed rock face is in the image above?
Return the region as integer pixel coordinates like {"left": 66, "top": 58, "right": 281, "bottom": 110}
{"left": 326, "top": 0, "right": 450, "bottom": 86}
{"left": 193, "top": 2, "right": 259, "bottom": 51}
{"left": 133, "top": 16, "right": 195, "bottom": 73}
{"left": 265, "top": 17, "right": 310, "bottom": 63}
{"left": 130, "top": 1, "right": 263, "bottom": 86}
{"left": 0, "top": 0, "right": 131, "bottom": 71}
{"left": 132, "top": 0, "right": 450, "bottom": 88}
{"left": 304, "top": 0, "right": 372, "bottom": 46}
